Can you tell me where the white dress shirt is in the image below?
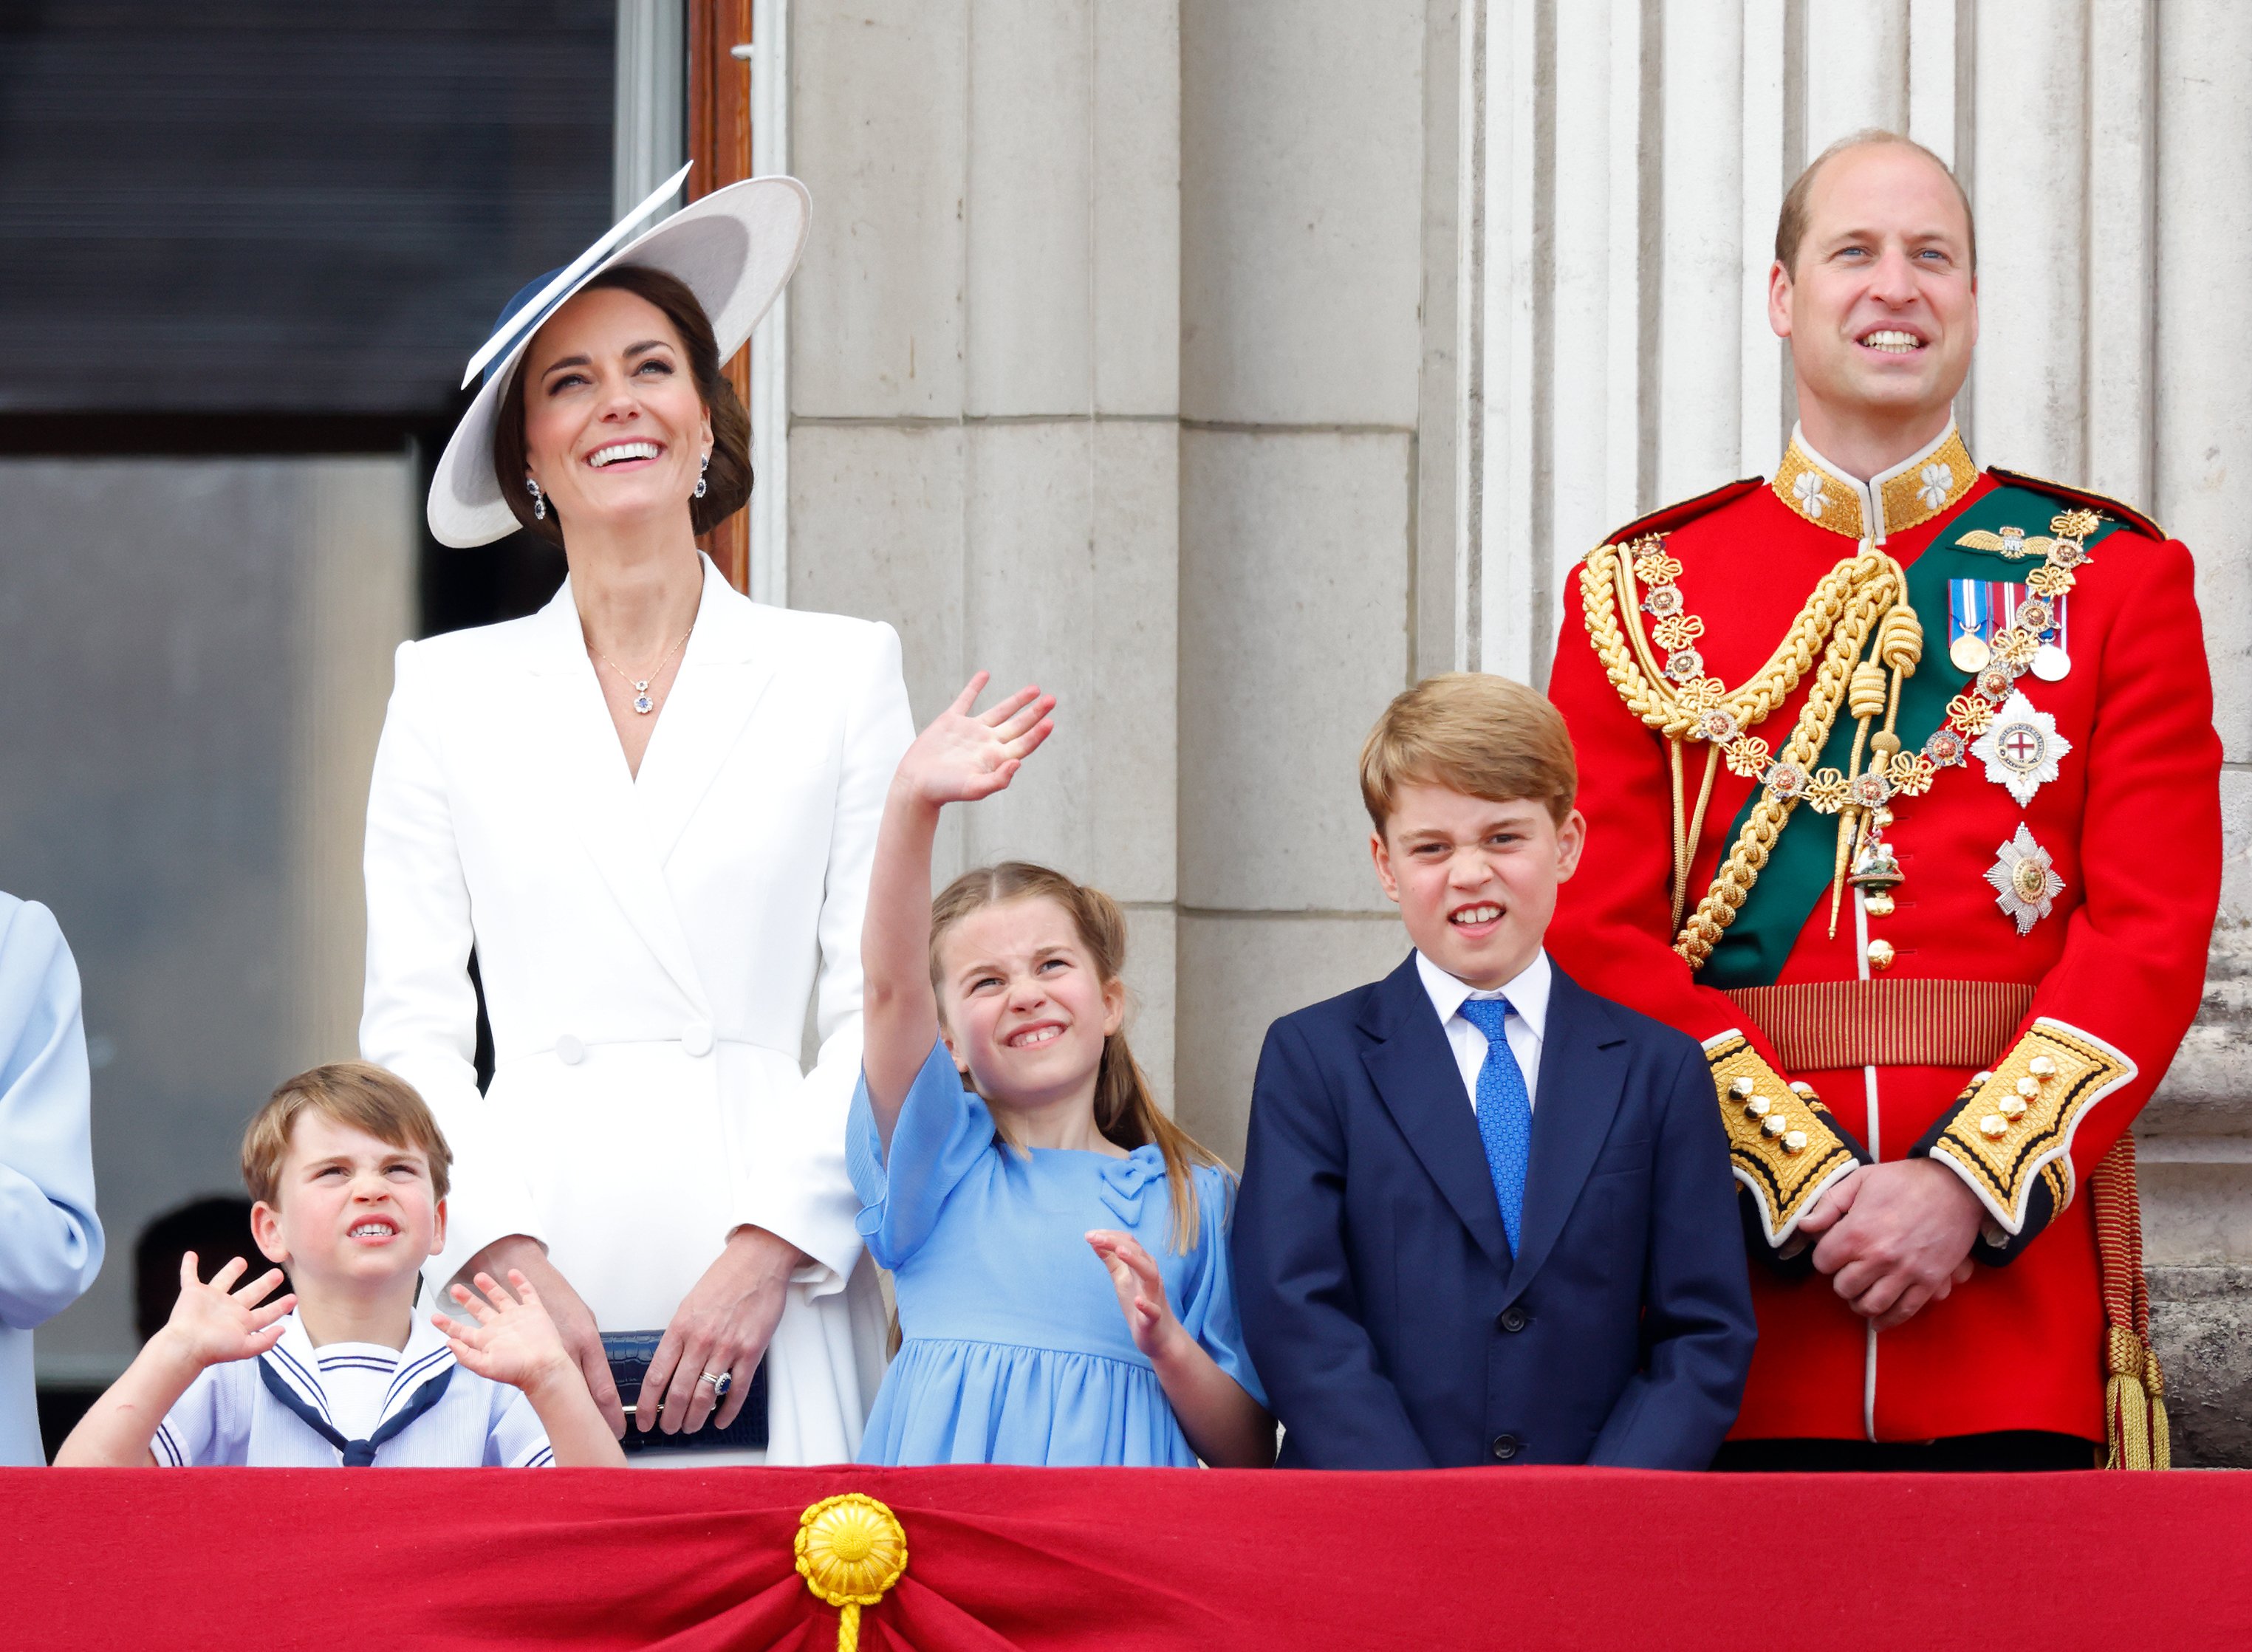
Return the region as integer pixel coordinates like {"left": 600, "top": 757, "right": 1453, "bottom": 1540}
{"left": 1416, "top": 948, "right": 1552, "bottom": 1112}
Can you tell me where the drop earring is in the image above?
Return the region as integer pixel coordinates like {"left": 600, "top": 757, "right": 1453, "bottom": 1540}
{"left": 527, "top": 476, "right": 546, "bottom": 521}
{"left": 694, "top": 453, "right": 709, "bottom": 501}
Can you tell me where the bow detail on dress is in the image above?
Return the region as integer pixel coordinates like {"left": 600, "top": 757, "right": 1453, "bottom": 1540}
{"left": 1097, "top": 1148, "right": 1168, "bottom": 1226}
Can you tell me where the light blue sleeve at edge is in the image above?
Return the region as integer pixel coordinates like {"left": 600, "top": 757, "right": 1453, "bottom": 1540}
{"left": 0, "top": 895, "right": 103, "bottom": 1331}
{"left": 1177, "top": 1165, "right": 1267, "bottom": 1409}
{"left": 846, "top": 1037, "right": 997, "bottom": 1271}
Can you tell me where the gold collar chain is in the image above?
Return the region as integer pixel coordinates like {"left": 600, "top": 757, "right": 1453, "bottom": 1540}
{"left": 1581, "top": 479, "right": 2106, "bottom": 973}
{"left": 1578, "top": 535, "right": 1912, "bottom": 967}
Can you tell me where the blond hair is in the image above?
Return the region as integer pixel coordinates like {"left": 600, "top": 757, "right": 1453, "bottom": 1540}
{"left": 930, "top": 862, "right": 1222, "bottom": 1253}
{"left": 1775, "top": 128, "right": 1977, "bottom": 275}
{"left": 242, "top": 1062, "right": 451, "bottom": 1207}
{"left": 1360, "top": 671, "right": 1577, "bottom": 833}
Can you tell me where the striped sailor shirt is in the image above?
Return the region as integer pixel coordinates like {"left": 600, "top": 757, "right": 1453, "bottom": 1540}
{"left": 152, "top": 1311, "right": 552, "bottom": 1468}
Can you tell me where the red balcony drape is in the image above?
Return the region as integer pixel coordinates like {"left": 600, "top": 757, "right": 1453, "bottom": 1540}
{"left": 9, "top": 1464, "right": 2248, "bottom": 1650}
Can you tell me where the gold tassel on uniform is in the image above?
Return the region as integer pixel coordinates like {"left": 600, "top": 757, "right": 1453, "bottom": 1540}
{"left": 1826, "top": 600, "right": 1922, "bottom": 937}
{"left": 2090, "top": 1135, "right": 2169, "bottom": 1470}
{"left": 2106, "top": 1324, "right": 2153, "bottom": 1470}
{"left": 1828, "top": 657, "right": 1892, "bottom": 936}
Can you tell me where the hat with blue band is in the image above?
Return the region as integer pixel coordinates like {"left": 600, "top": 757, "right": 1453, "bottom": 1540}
{"left": 426, "top": 164, "right": 812, "bottom": 548}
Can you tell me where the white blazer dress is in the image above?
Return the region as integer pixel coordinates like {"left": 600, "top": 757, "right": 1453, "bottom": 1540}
{"left": 360, "top": 554, "right": 913, "bottom": 1464}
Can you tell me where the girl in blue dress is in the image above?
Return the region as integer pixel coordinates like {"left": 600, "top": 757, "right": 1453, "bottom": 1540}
{"left": 849, "top": 674, "right": 1272, "bottom": 1467}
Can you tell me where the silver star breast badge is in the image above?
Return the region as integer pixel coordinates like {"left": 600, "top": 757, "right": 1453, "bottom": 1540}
{"left": 1986, "top": 823, "right": 2066, "bottom": 935}
{"left": 1970, "top": 689, "right": 2072, "bottom": 806}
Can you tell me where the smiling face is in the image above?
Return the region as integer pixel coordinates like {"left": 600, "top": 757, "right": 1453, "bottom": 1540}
{"left": 935, "top": 894, "right": 1126, "bottom": 1129}
{"left": 250, "top": 1111, "right": 445, "bottom": 1303}
{"left": 1770, "top": 141, "right": 1977, "bottom": 443}
{"left": 1372, "top": 785, "right": 1586, "bottom": 990}
{"left": 518, "top": 284, "right": 713, "bottom": 542}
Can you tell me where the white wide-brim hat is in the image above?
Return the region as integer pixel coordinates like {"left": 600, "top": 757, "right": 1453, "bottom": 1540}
{"left": 426, "top": 164, "right": 812, "bottom": 548}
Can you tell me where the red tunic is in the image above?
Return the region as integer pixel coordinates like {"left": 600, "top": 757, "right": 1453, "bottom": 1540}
{"left": 1545, "top": 447, "right": 2220, "bottom": 1443}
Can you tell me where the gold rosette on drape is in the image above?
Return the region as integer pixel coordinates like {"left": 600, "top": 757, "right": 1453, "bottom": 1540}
{"left": 796, "top": 1494, "right": 909, "bottom": 1651}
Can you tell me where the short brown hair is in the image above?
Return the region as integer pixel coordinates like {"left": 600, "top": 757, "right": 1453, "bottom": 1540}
{"left": 1360, "top": 672, "right": 1578, "bottom": 832}
{"left": 491, "top": 264, "right": 753, "bottom": 547}
{"left": 1775, "top": 129, "right": 1977, "bottom": 275}
{"left": 242, "top": 1063, "right": 451, "bottom": 1207}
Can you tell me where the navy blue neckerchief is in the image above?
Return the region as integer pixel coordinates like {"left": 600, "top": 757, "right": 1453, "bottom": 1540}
{"left": 258, "top": 1353, "right": 455, "bottom": 1467}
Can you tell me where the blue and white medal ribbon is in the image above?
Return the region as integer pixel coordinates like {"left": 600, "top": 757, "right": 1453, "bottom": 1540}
{"left": 1948, "top": 578, "right": 1992, "bottom": 673}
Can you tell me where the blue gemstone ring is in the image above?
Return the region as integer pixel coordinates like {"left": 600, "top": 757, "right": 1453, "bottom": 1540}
{"left": 699, "top": 1368, "right": 732, "bottom": 1398}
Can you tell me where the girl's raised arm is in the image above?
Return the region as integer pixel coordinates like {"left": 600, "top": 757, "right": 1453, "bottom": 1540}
{"left": 860, "top": 673, "right": 1055, "bottom": 1142}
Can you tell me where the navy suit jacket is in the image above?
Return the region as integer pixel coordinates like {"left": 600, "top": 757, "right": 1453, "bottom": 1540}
{"left": 1231, "top": 953, "right": 1755, "bottom": 1470}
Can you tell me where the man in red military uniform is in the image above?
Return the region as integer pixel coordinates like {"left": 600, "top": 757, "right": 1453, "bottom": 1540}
{"left": 1545, "top": 131, "right": 2220, "bottom": 1468}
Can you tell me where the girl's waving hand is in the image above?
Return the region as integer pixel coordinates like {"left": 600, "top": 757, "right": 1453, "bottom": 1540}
{"left": 863, "top": 674, "right": 1057, "bottom": 1129}
{"left": 1086, "top": 1229, "right": 1180, "bottom": 1360}
{"left": 894, "top": 673, "right": 1056, "bottom": 806}
{"left": 1088, "top": 1229, "right": 1276, "bottom": 1468}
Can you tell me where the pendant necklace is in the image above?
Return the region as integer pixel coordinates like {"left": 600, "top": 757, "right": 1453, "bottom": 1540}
{"left": 593, "top": 627, "right": 693, "bottom": 715}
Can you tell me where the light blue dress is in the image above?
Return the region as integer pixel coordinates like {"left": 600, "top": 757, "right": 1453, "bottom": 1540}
{"left": 847, "top": 1039, "right": 1264, "bottom": 1467}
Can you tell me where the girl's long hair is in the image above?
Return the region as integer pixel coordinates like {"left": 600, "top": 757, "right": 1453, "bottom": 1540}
{"left": 930, "top": 861, "right": 1225, "bottom": 1253}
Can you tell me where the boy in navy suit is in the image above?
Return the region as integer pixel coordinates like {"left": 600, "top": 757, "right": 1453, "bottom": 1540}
{"left": 1232, "top": 674, "right": 1754, "bottom": 1469}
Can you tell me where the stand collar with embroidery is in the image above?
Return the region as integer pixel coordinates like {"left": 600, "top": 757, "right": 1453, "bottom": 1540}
{"left": 1769, "top": 417, "right": 1976, "bottom": 544}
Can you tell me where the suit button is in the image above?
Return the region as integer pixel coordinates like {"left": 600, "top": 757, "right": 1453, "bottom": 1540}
{"left": 1496, "top": 1307, "right": 1528, "bottom": 1334}
{"left": 1491, "top": 1433, "right": 1521, "bottom": 1461}
{"left": 555, "top": 1035, "right": 585, "bottom": 1066}
{"left": 681, "top": 1021, "right": 715, "bottom": 1058}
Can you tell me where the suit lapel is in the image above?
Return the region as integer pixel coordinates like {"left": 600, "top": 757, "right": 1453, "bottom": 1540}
{"left": 1359, "top": 955, "right": 1513, "bottom": 1275}
{"left": 1505, "top": 967, "right": 1628, "bottom": 1298}
{"left": 632, "top": 558, "right": 781, "bottom": 865}
{"left": 520, "top": 580, "right": 711, "bottom": 1014}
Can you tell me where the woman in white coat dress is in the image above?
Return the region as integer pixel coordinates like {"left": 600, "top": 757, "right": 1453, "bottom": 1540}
{"left": 363, "top": 175, "right": 911, "bottom": 1464}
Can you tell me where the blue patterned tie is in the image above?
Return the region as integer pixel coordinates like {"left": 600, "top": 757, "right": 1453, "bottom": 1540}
{"left": 1457, "top": 997, "right": 1530, "bottom": 1254}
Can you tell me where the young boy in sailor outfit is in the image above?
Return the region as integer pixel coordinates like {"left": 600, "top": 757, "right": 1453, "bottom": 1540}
{"left": 57, "top": 1063, "right": 625, "bottom": 1468}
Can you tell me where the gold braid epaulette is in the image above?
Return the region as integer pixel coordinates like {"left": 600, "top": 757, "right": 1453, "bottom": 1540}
{"left": 1578, "top": 538, "right": 1905, "bottom": 971}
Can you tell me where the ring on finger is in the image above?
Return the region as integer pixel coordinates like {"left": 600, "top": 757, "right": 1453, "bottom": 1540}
{"left": 698, "top": 1368, "right": 733, "bottom": 1398}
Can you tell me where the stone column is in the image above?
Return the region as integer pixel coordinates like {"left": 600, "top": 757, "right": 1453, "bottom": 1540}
{"left": 787, "top": 0, "right": 1184, "bottom": 1101}
{"left": 1174, "top": 1, "right": 1459, "bottom": 1161}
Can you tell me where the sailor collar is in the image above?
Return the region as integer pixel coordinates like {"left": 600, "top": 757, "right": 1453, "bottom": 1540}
{"left": 1770, "top": 419, "right": 1977, "bottom": 544}
{"left": 261, "top": 1311, "right": 457, "bottom": 1436}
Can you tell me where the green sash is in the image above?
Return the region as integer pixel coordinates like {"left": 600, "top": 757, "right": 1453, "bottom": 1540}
{"left": 1700, "top": 487, "right": 2122, "bottom": 988}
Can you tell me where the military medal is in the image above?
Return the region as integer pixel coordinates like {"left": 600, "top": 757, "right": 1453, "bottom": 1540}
{"left": 1949, "top": 577, "right": 2070, "bottom": 683}
{"left": 2030, "top": 592, "right": 2070, "bottom": 680}
{"left": 1947, "top": 579, "right": 1992, "bottom": 673}
{"left": 1971, "top": 689, "right": 2072, "bottom": 806}
{"left": 1986, "top": 823, "right": 2065, "bottom": 934}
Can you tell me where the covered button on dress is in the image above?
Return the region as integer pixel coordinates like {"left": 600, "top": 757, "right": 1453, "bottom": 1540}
{"left": 846, "top": 1038, "right": 1264, "bottom": 1467}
